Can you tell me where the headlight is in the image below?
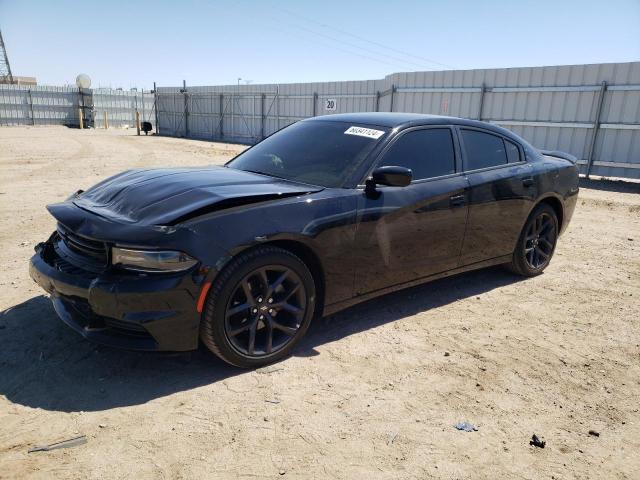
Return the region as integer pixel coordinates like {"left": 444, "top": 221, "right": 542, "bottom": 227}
{"left": 112, "top": 247, "right": 198, "bottom": 273}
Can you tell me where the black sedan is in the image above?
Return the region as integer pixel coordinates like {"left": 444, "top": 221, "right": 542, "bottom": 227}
{"left": 29, "top": 113, "right": 579, "bottom": 368}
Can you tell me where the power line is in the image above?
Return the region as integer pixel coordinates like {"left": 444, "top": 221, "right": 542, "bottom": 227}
{"left": 260, "top": 21, "right": 417, "bottom": 70}
{"left": 288, "top": 22, "right": 437, "bottom": 71}
{"left": 274, "top": 5, "right": 455, "bottom": 70}
{"left": 244, "top": 0, "right": 450, "bottom": 73}
{"left": 259, "top": 12, "right": 433, "bottom": 71}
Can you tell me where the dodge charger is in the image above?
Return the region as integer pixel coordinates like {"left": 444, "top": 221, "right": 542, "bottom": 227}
{"left": 29, "top": 113, "right": 579, "bottom": 367}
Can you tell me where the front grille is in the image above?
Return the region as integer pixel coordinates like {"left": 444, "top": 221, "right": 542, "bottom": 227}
{"left": 56, "top": 223, "right": 108, "bottom": 267}
{"left": 52, "top": 255, "right": 89, "bottom": 275}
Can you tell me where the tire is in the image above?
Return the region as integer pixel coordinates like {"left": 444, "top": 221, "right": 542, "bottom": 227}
{"left": 507, "top": 203, "right": 559, "bottom": 277}
{"left": 200, "top": 246, "right": 316, "bottom": 368}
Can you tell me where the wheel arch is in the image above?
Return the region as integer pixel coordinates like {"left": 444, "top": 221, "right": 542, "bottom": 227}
{"left": 511, "top": 194, "right": 565, "bottom": 254}
{"left": 536, "top": 195, "right": 564, "bottom": 232}
{"left": 210, "top": 238, "right": 327, "bottom": 319}
{"left": 262, "top": 239, "right": 326, "bottom": 318}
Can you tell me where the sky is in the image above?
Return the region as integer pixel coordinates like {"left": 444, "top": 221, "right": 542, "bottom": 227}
{"left": 1, "top": 0, "right": 639, "bottom": 89}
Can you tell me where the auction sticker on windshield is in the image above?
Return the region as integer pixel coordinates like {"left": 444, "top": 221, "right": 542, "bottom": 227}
{"left": 344, "top": 126, "right": 385, "bottom": 139}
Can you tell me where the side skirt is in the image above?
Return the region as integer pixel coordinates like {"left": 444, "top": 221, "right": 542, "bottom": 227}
{"left": 322, "top": 254, "right": 512, "bottom": 317}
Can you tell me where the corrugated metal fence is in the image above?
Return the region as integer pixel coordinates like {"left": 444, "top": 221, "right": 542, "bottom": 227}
{"left": 0, "top": 84, "right": 80, "bottom": 126}
{"left": 0, "top": 85, "right": 155, "bottom": 129}
{"left": 92, "top": 88, "right": 155, "bottom": 129}
{"left": 157, "top": 62, "right": 640, "bottom": 179}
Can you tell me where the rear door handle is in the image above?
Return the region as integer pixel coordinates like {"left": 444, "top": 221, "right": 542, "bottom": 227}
{"left": 522, "top": 177, "right": 534, "bottom": 187}
{"left": 450, "top": 194, "right": 465, "bottom": 207}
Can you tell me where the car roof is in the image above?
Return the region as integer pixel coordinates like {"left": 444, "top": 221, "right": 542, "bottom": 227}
{"left": 305, "top": 112, "right": 519, "bottom": 139}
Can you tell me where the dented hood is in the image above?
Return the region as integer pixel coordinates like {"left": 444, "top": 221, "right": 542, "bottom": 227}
{"left": 68, "top": 166, "right": 322, "bottom": 225}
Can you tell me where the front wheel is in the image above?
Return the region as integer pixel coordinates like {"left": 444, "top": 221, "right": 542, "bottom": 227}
{"left": 508, "top": 203, "right": 559, "bottom": 277}
{"left": 200, "top": 246, "right": 316, "bottom": 368}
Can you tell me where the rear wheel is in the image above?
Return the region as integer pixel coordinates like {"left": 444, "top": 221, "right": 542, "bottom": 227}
{"left": 200, "top": 246, "right": 316, "bottom": 368}
{"left": 508, "top": 203, "right": 558, "bottom": 277}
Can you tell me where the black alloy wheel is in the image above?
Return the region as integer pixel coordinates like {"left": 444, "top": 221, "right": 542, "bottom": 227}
{"left": 200, "top": 246, "right": 316, "bottom": 368}
{"left": 523, "top": 212, "right": 556, "bottom": 270}
{"left": 224, "top": 265, "right": 306, "bottom": 356}
{"left": 508, "top": 203, "right": 559, "bottom": 277}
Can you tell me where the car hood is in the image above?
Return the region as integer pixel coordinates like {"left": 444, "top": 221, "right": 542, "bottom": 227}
{"left": 66, "top": 166, "right": 323, "bottom": 225}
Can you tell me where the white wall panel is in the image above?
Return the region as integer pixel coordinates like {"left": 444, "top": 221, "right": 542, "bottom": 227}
{"left": 156, "top": 63, "right": 639, "bottom": 178}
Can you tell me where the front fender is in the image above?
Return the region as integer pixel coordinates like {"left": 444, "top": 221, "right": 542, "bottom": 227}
{"left": 188, "top": 189, "right": 361, "bottom": 307}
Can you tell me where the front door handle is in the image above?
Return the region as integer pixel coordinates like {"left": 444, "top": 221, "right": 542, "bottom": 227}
{"left": 522, "top": 177, "right": 534, "bottom": 187}
{"left": 450, "top": 194, "right": 465, "bottom": 207}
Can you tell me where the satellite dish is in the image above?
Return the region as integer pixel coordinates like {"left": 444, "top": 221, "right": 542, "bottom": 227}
{"left": 76, "top": 74, "right": 91, "bottom": 89}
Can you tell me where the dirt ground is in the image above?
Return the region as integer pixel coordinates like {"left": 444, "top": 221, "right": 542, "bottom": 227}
{"left": 0, "top": 126, "right": 639, "bottom": 479}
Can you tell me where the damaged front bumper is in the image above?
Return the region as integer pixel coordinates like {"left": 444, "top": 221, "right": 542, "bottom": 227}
{"left": 29, "top": 237, "right": 205, "bottom": 352}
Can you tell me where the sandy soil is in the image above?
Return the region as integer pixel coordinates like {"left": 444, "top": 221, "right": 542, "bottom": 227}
{"left": 0, "top": 126, "right": 639, "bottom": 479}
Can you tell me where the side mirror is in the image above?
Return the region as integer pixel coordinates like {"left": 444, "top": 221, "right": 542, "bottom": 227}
{"left": 365, "top": 166, "right": 412, "bottom": 195}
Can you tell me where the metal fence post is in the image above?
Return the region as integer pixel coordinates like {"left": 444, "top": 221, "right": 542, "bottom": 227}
{"left": 276, "top": 85, "right": 280, "bottom": 130}
{"left": 219, "top": 93, "right": 224, "bottom": 138}
{"left": 389, "top": 84, "right": 396, "bottom": 112}
{"left": 133, "top": 93, "right": 138, "bottom": 132}
{"left": 212, "top": 94, "right": 216, "bottom": 140}
{"left": 78, "top": 87, "right": 84, "bottom": 128}
{"left": 252, "top": 92, "right": 257, "bottom": 142}
{"left": 141, "top": 88, "right": 145, "bottom": 123}
{"left": 183, "top": 80, "right": 189, "bottom": 138}
{"left": 375, "top": 91, "right": 381, "bottom": 112}
{"left": 312, "top": 92, "right": 318, "bottom": 117}
{"left": 27, "top": 88, "right": 35, "bottom": 125}
{"left": 585, "top": 81, "right": 607, "bottom": 178}
{"left": 153, "top": 82, "right": 159, "bottom": 135}
{"left": 477, "top": 83, "right": 486, "bottom": 120}
{"left": 261, "top": 93, "right": 266, "bottom": 139}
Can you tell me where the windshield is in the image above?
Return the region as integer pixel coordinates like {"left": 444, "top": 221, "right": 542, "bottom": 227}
{"left": 226, "top": 121, "right": 388, "bottom": 188}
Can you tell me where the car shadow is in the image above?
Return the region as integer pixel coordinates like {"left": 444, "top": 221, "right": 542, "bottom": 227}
{"left": 0, "top": 296, "right": 239, "bottom": 413}
{"left": 300, "top": 266, "right": 523, "bottom": 353}
{"left": 579, "top": 176, "right": 640, "bottom": 194}
{"left": 0, "top": 266, "right": 523, "bottom": 413}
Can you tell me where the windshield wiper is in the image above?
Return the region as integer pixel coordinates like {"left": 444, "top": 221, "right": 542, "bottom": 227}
{"left": 262, "top": 171, "right": 287, "bottom": 180}
{"left": 240, "top": 168, "right": 268, "bottom": 176}
{"left": 241, "top": 169, "right": 288, "bottom": 180}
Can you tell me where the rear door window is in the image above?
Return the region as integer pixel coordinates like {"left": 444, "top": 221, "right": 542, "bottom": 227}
{"left": 461, "top": 129, "right": 508, "bottom": 171}
{"left": 505, "top": 139, "right": 521, "bottom": 163}
{"left": 378, "top": 128, "right": 455, "bottom": 180}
